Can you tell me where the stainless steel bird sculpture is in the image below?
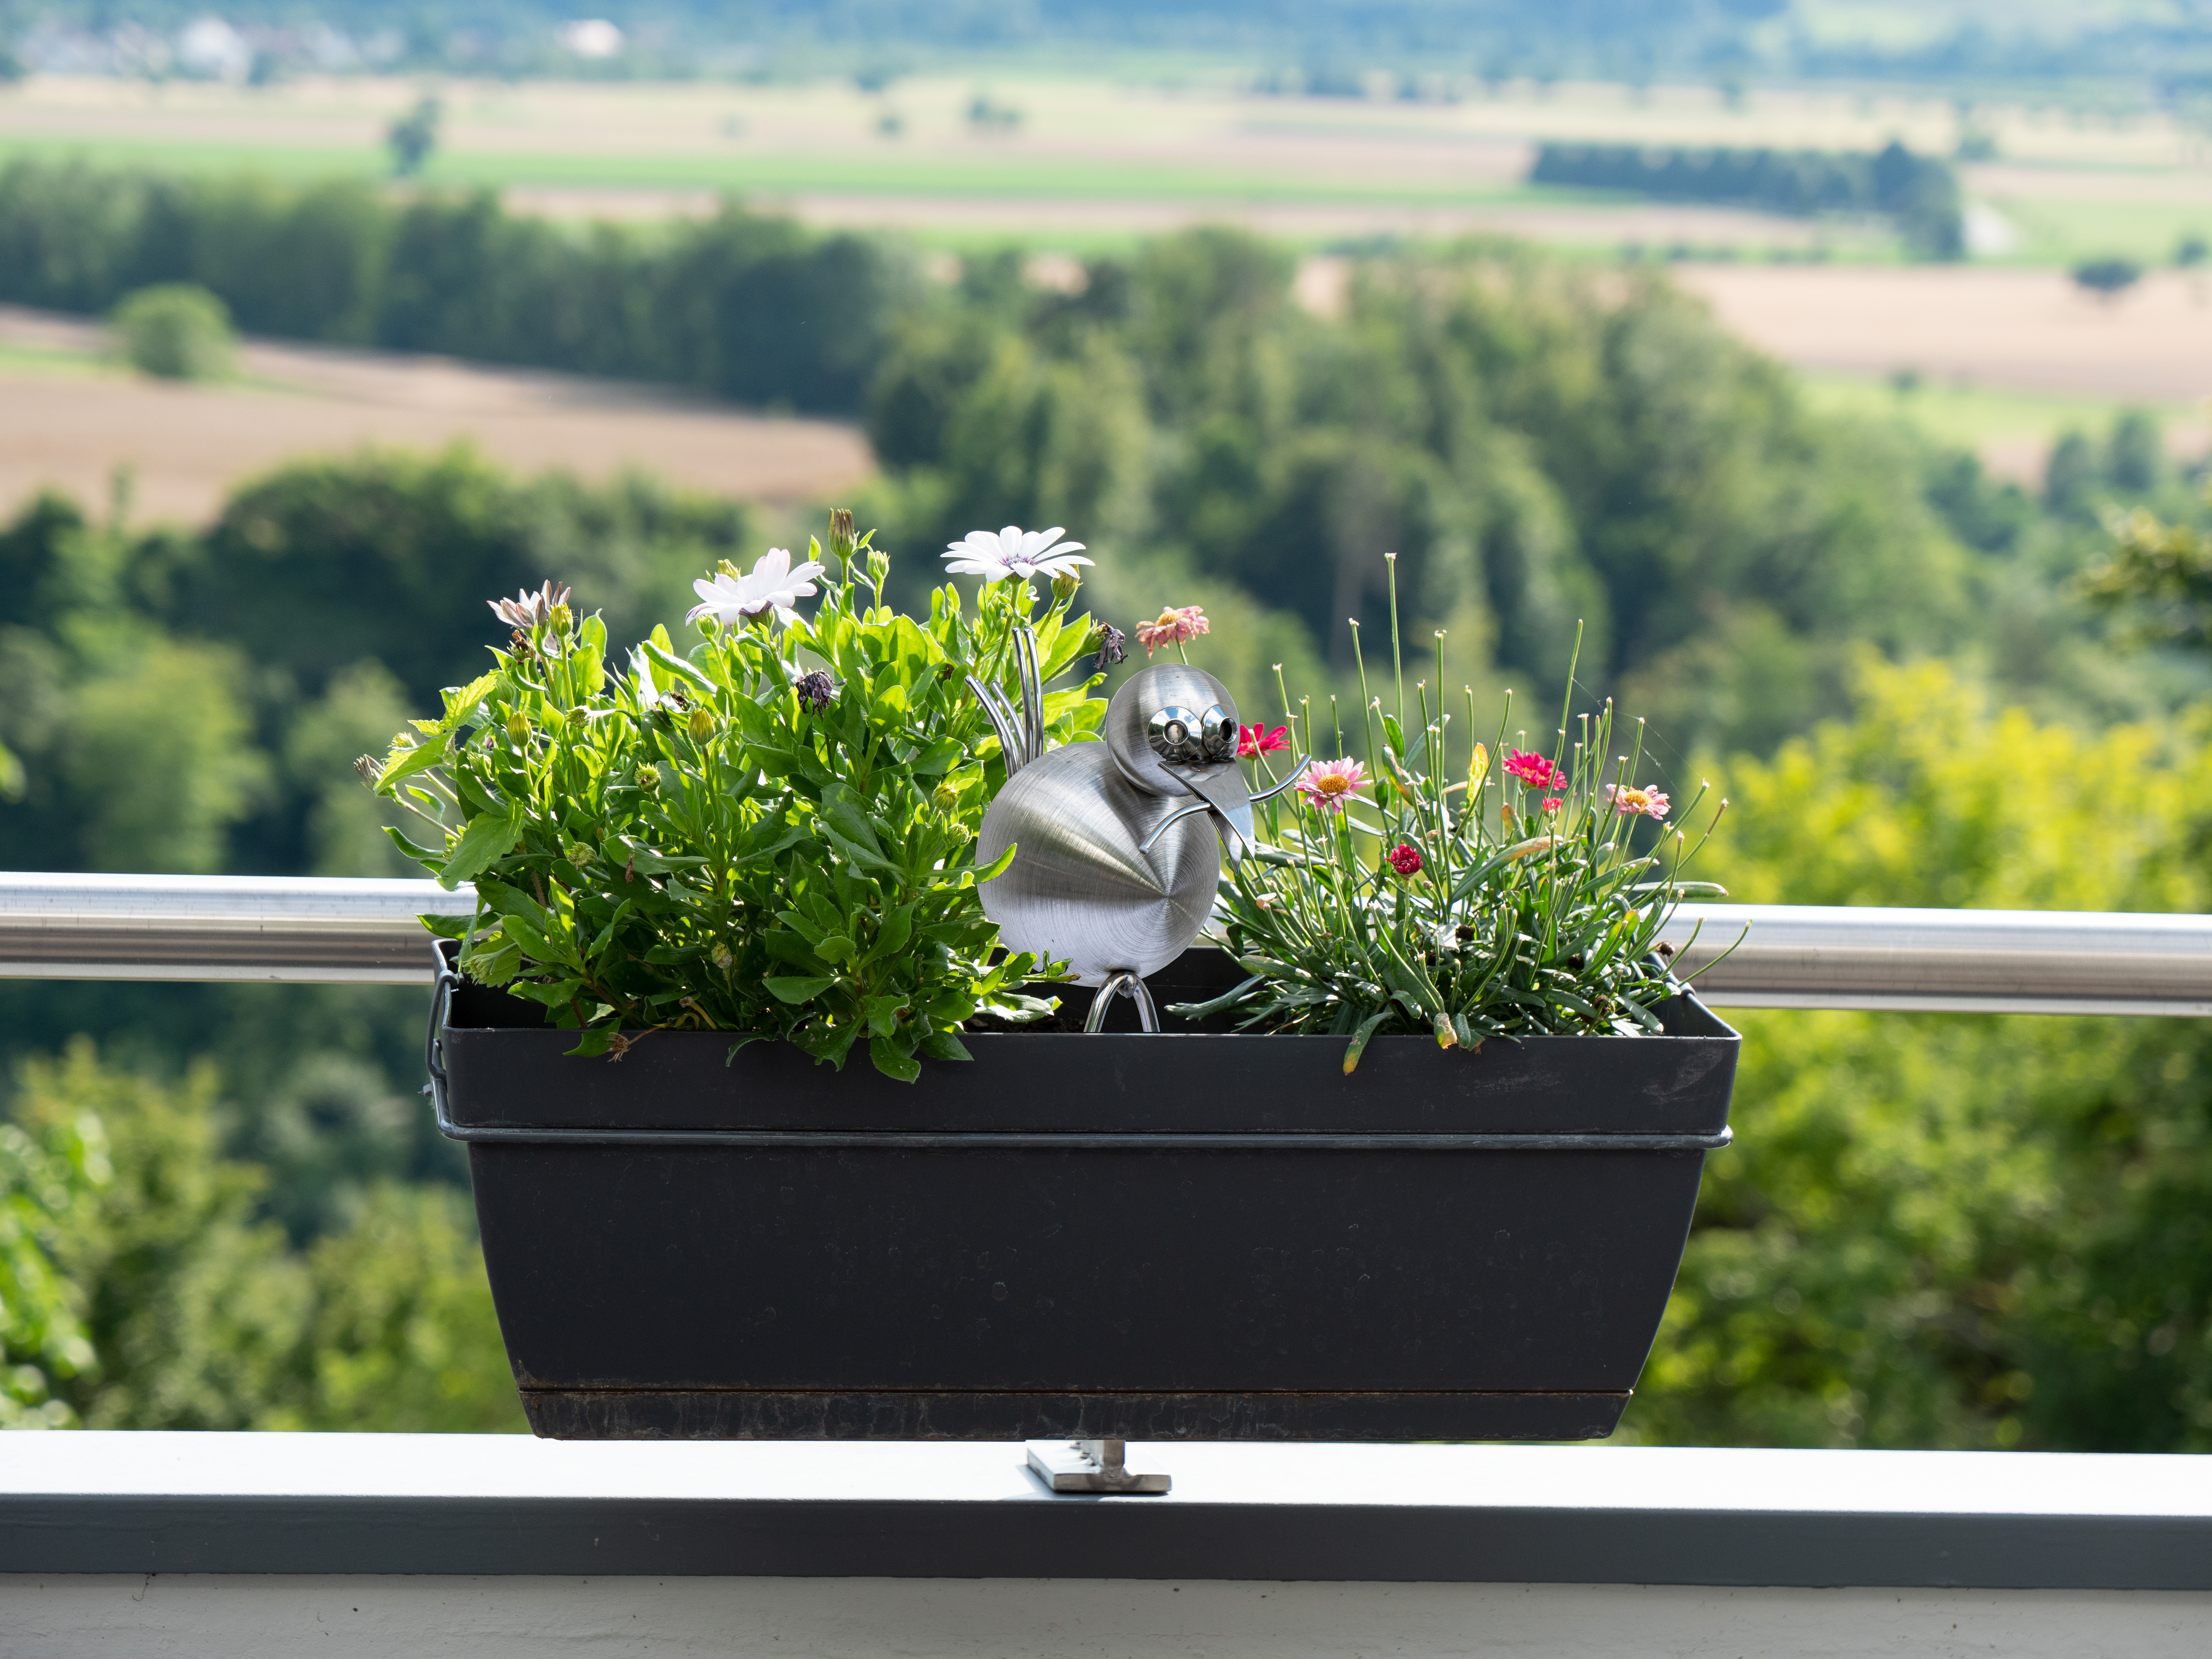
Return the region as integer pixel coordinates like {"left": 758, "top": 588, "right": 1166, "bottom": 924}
{"left": 970, "top": 633, "right": 1298, "bottom": 1030}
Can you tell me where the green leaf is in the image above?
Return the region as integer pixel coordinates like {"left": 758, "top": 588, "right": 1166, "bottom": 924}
{"left": 858, "top": 902, "right": 916, "bottom": 967}
{"left": 909, "top": 737, "right": 965, "bottom": 776}
{"left": 822, "top": 822, "right": 902, "bottom": 877}
{"left": 1342, "top": 1010, "right": 1392, "bottom": 1074}
{"left": 438, "top": 810, "right": 520, "bottom": 890}
{"left": 765, "top": 974, "right": 836, "bottom": 1004}
{"left": 640, "top": 638, "right": 718, "bottom": 693}
{"left": 1382, "top": 713, "right": 1406, "bottom": 757}
{"left": 819, "top": 782, "right": 885, "bottom": 856}
{"left": 973, "top": 841, "right": 1019, "bottom": 884}
{"left": 439, "top": 671, "right": 501, "bottom": 731}
{"left": 611, "top": 836, "right": 708, "bottom": 875}
{"left": 506, "top": 979, "right": 585, "bottom": 1009}
{"left": 867, "top": 1035, "right": 922, "bottom": 1083}
{"left": 917, "top": 1031, "right": 973, "bottom": 1062}
{"left": 377, "top": 734, "right": 451, "bottom": 791}
{"left": 381, "top": 824, "right": 442, "bottom": 864}
{"left": 815, "top": 934, "right": 856, "bottom": 964}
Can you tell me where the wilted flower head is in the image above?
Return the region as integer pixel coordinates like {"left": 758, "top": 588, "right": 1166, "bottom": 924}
{"left": 489, "top": 579, "right": 570, "bottom": 631}
{"left": 1091, "top": 621, "right": 1128, "bottom": 667}
{"left": 1503, "top": 748, "right": 1563, "bottom": 790}
{"left": 686, "top": 547, "right": 827, "bottom": 630}
{"left": 943, "top": 525, "right": 1091, "bottom": 584}
{"left": 1295, "top": 756, "right": 1368, "bottom": 814}
{"left": 1239, "top": 723, "right": 1289, "bottom": 758}
{"left": 1135, "top": 605, "right": 1209, "bottom": 657}
{"left": 352, "top": 754, "right": 381, "bottom": 787}
{"left": 1605, "top": 783, "right": 1671, "bottom": 819}
{"left": 794, "top": 669, "right": 835, "bottom": 711}
{"left": 1387, "top": 841, "right": 1423, "bottom": 876}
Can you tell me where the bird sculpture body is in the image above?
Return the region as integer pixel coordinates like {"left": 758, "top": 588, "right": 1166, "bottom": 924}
{"left": 969, "top": 635, "right": 1296, "bottom": 1029}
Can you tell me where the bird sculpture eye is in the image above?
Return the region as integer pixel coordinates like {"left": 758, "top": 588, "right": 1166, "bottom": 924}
{"left": 1198, "top": 705, "right": 1236, "bottom": 764}
{"left": 1147, "top": 705, "right": 1206, "bottom": 765}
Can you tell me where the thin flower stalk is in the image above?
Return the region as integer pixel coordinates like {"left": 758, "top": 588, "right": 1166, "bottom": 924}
{"left": 1171, "top": 561, "right": 1724, "bottom": 1071}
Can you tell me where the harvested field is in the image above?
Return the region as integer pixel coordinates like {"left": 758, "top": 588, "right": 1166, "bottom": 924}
{"left": 1672, "top": 266, "right": 2212, "bottom": 405}
{"left": 0, "top": 308, "right": 874, "bottom": 527}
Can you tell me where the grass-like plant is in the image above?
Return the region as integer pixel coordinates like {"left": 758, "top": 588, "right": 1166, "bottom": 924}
{"left": 371, "top": 512, "right": 1109, "bottom": 1080}
{"left": 1173, "top": 554, "right": 1728, "bottom": 1070}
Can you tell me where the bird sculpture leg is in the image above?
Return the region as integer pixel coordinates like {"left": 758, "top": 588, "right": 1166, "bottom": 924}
{"left": 1083, "top": 969, "right": 1161, "bottom": 1033}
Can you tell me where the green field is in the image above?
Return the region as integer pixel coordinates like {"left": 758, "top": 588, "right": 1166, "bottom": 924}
{"left": 1988, "top": 196, "right": 2212, "bottom": 268}
{"left": 0, "top": 132, "right": 1579, "bottom": 209}
{"left": 1799, "top": 369, "right": 2203, "bottom": 473}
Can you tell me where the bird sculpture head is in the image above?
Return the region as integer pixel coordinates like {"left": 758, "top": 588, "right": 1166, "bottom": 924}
{"left": 1103, "top": 663, "right": 1256, "bottom": 861}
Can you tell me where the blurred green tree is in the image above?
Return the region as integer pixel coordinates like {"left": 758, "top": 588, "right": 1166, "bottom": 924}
{"left": 110, "top": 282, "right": 236, "bottom": 380}
{"left": 1627, "top": 659, "right": 2212, "bottom": 1449}
{"left": 7, "top": 1041, "right": 519, "bottom": 1432}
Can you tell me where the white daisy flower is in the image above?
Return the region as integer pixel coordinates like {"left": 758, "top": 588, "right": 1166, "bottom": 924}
{"left": 685, "top": 547, "right": 827, "bottom": 629}
{"left": 942, "top": 525, "right": 1091, "bottom": 584}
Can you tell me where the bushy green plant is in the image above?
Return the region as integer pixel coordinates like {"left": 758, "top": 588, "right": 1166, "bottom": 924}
{"left": 111, "top": 282, "right": 236, "bottom": 380}
{"left": 0, "top": 1101, "right": 105, "bottom": 1427}
{"left": 374, "top": 512, "right": 1110, "bottom": 1080}
{"left": 1175, "top": 556, "right": 1725, "bottom": 1069}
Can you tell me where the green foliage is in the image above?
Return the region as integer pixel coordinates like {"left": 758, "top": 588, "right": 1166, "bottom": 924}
{"left": 5, "top": 1040, "right": 520, "bottom": 1432}
{"left": 0, "top": 1101, "right": 104, "bottom": 1426}
{"left": 2072, "top": 256, "right": 2145, "bottom": 298}
{"left": 1183, "top": 581, "right": 1715, "bottom": 1067}
{"left": 866, "top": 230, "right": 1987, "bottom": 762}
{"left": 2081, "top": 483, "right": 2212, "bottom": 653}
{"left": 0, "top": 158, "right": 916, "bottom": 413}
{"left": 179, "top": 445, "right": 751, "bottom": 714}
{"left": 1531, "top": 140, "right": 1963, "bottom": 259}
{"left": 0, "top": 454, "right": 753, "bottom": 881}
{"left": 60, "top": 636, "right": 269, "bottom": 875}
{"left": 267, "top": 1184, "right": 521, "bottom": 1433}
{"left": 1627, "top": 660, "right": 2212, "bottom": 1449}
{"left": 17, "top": 1041, "right": 310, "bottom": 1429}
{"left": 110, "top": 282, "right": 236, "bottom": 381}
{"left": 377, "top": 518, "right": 1100, "bottom": 1078}
{"left": 387, "top": 96, "right": 442, "bottom": 179}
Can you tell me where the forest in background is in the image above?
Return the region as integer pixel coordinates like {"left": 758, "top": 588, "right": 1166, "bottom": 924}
{"left": 3, "top": 165, "right": 2212, "bottom": 1444}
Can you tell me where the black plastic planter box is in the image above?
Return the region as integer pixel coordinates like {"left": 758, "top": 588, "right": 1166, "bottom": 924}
{"left": 430, "top": 945, "right": 1738, "bottom": 1442}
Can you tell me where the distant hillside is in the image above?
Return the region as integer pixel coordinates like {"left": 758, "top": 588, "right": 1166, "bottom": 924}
{"left": 13, "top": 1, "right": 2212, "bottom": 87}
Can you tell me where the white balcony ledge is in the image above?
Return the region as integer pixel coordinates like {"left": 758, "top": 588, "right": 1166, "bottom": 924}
{"left": 4, "top": 1436, "right": 2210, "bottom": 1656}
{"left": 1, "top": 1433, "right": 2208, "bottom": 1584}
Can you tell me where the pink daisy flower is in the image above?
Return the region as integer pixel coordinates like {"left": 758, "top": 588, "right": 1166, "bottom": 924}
{"left": 1239, "top": 723, "right": 1289, "bottom": 757}
{"left": 1502, "top": 748, "right": 1562, "bottom": 789}
{"left": 1605, "top": 783, "right": 1671, "bottom": 820}
{"left": 1134, "top": 605, "right": 1209, "bottom": 656}
{"left": 1295, "top": 757, "right": 1368, "bottom": 814}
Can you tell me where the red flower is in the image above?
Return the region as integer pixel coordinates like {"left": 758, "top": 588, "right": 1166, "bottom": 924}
{"left": 1540, "top": 796, "right": 1564, "bottom": 814}
{"left": 1239, "top": 723, "right": 1289, "bottom": 758}
{"left": 1503, "top": 748, "right": 1562, "bottom": 789}
{"left": 1387, "top": 842, "right": 1423, "bottom": 876}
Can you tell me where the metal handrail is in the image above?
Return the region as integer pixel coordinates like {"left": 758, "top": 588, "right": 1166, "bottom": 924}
{"left": 0, "top": 872, "right": 477, "bottom": 984}
{"left": 0, "top": 873, "right": 2208, "bottom": 1015}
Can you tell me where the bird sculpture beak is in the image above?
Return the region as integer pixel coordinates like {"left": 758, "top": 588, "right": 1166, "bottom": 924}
{"left": 1183, "top": 766, "right": 1254, "bottom": 866}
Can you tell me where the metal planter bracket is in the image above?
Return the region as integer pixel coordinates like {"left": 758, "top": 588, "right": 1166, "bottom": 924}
{"left": 1026, "top": 1438, "right": 1171, "bottom": 1495}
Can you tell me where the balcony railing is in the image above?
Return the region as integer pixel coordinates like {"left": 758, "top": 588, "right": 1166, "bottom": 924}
{"left": 4, "top": 871, "right": 2209, "bottom": 1014}
{"left": 3, "top": 872, "right": 2208, "bottom": 1654}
